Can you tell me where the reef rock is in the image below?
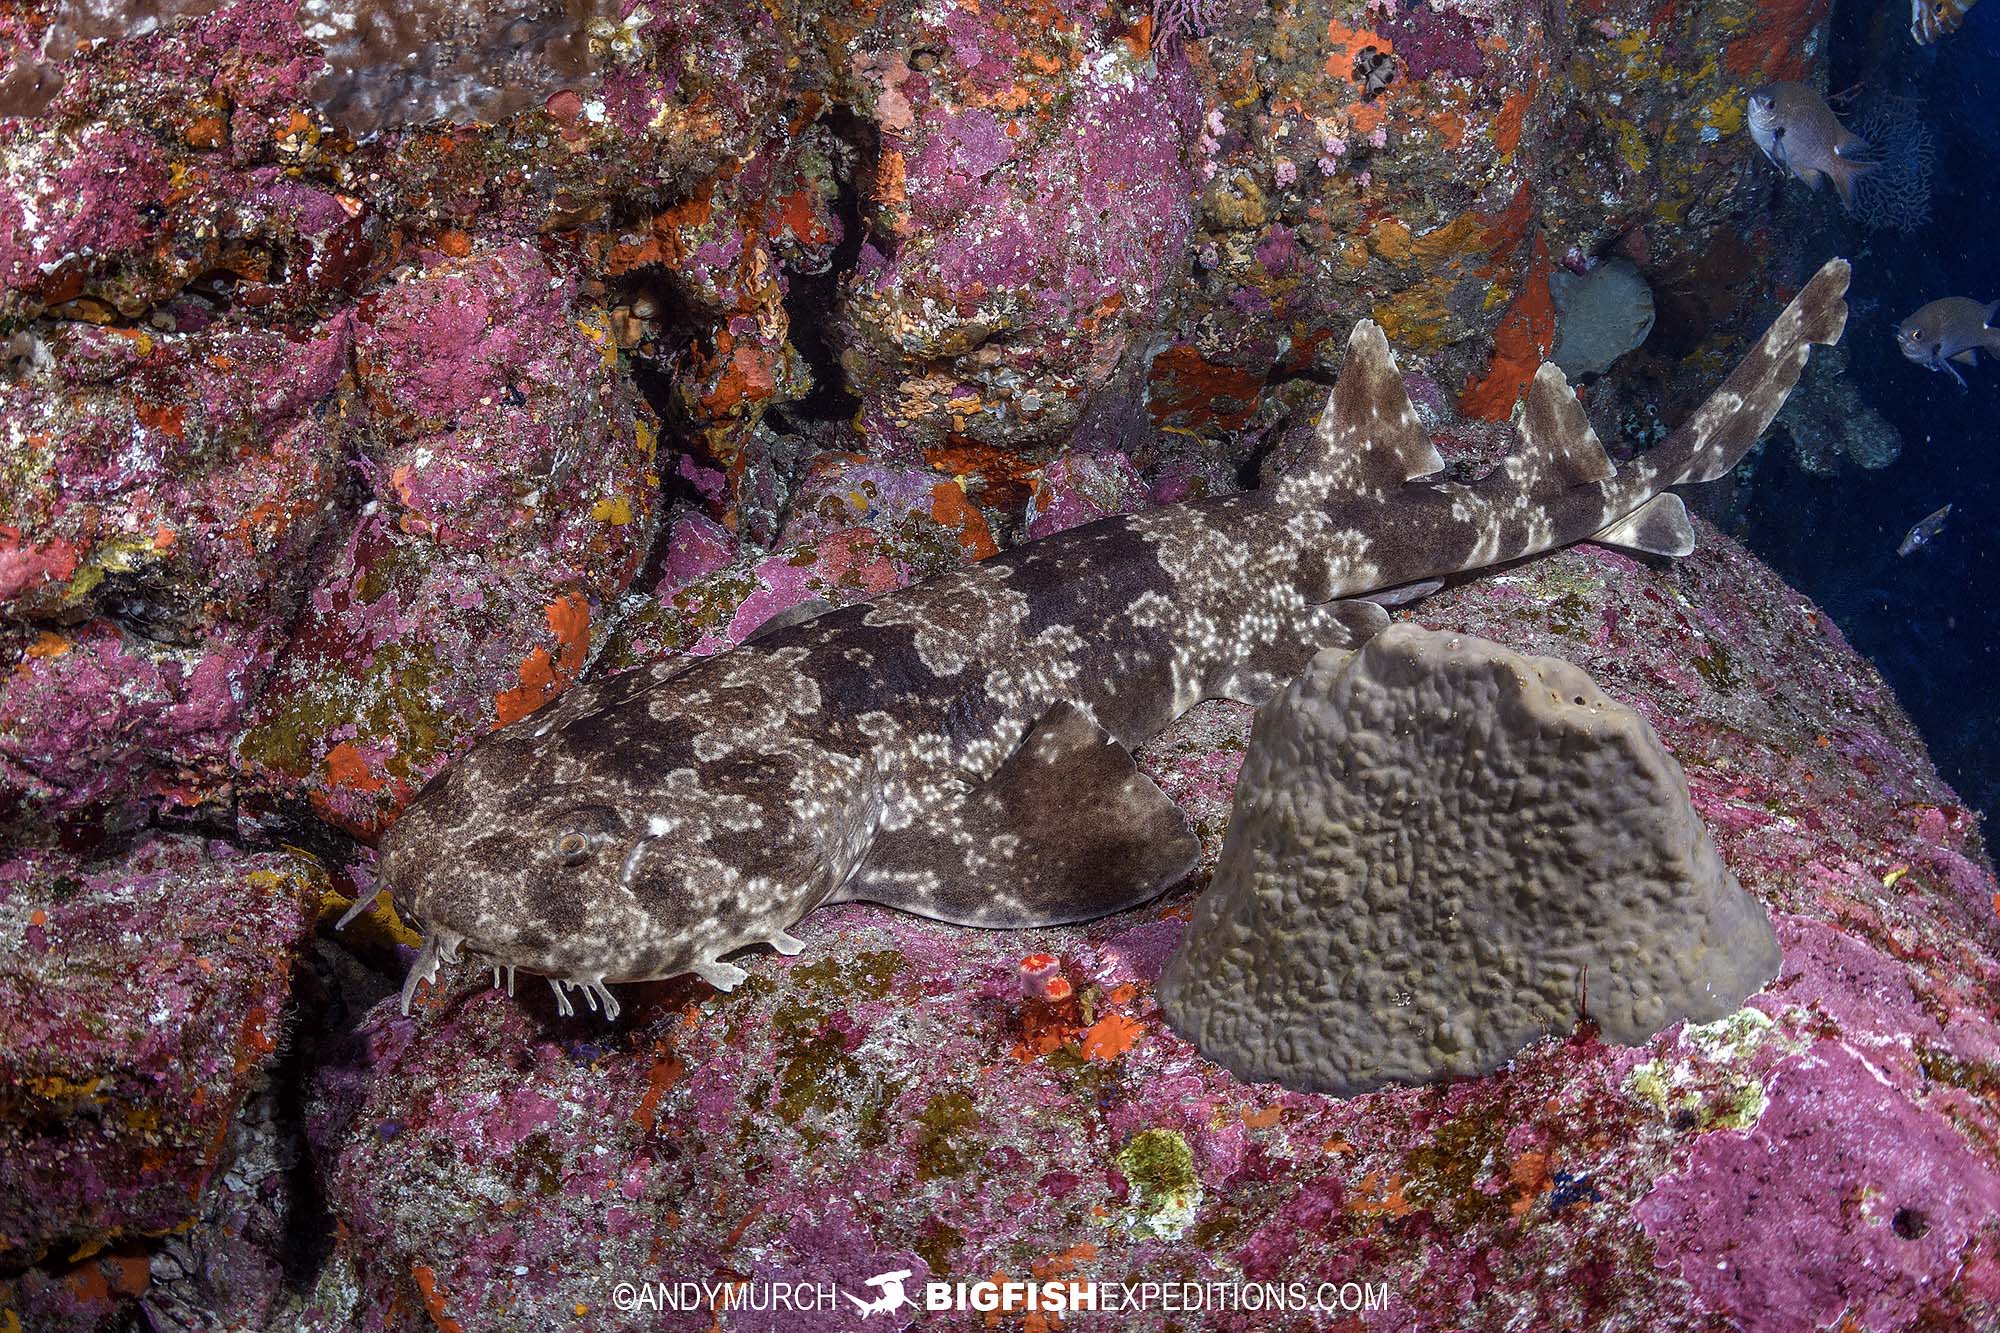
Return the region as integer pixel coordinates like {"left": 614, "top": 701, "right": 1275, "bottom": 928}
{"left": 3, "top": 0, "right": 1985, "bottom": 1325}
{"left": 1771, "top": 342, "right": 1903, "bottom": 474}
{"left": 301, "top": 525, "right": 2000, "bottom": 1333}
{"left": 233, "top": 243, "right": 660, "bottom": 839}
{"left": 0, "top": 836, "right": 321, "bottom": 1267}
{"left": 1158, "top": 624, "right": 1782, "bottom": 1096}
{"left": 0, "top": 316, "right": 354, "bottom": 834}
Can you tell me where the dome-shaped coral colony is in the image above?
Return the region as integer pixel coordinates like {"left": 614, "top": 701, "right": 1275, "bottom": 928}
{"left": 3, "top": 0, "right": 1998, "bottom": 1330}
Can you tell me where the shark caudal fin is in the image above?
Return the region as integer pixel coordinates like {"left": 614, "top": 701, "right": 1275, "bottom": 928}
{"left": 1272, "top": 258, "right": 1846, "bottom": 579}
{"left": 1645, "top": 258, "right": 1851, "bottom": 487}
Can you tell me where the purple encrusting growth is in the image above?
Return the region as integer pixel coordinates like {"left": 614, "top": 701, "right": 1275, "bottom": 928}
{"left": 1385, "top": 4, "right": 1485, "bottom": 79}
{"left": 0, "top": 0, "right": 620, "bottom": 129}
{"left": 0, "top": 837, "right": 321, "bottom": 1263}
{"left": 1637, "top": 1042, "right": 2000, "bottom": 1332}
{"left": 1152, "top": 0, "right": 1228, "bottom": 42}
{"left": 234, "top": 241, "right": 660, "bottom": 839}
{"left": 842, "top": 23, "right": 1202, "bottom": 461}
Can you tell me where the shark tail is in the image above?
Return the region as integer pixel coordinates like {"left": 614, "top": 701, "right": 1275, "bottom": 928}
{"left": 1284, "top": 258, "right": 1849, "bottom": 569}
{"left": 1641, "top": 259, "right": 1850, "bottom": 488}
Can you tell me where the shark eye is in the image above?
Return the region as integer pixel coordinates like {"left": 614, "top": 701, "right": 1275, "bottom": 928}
{"left": 554, "top": 831, "right": 590, "bottom": 865}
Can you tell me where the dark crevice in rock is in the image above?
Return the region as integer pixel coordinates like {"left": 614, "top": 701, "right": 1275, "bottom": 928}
{"left": 619, "top": 274, "right": 707, "bottom": 460}
{"left": 270, "top": 944, "right": 369, "bottom": 1298}
{"left": 768, "top": 108, "right": 871, "bottom": 432}
{"left": 621, "top": 278, "right": 721, "bottom": 587}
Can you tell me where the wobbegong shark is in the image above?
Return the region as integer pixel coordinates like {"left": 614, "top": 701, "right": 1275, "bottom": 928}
{"left": 372, "top": 259, "right": 1852, "bottom": 1021}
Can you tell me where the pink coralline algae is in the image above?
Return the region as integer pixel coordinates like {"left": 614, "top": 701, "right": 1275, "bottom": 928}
{"left": 1024, "top": 451, "right": 1150, "bottom": 539}
{"left": 0, "top": 836, "right": 321, "bottom": 1265}
{"left": 843, "top": 22, "right": 1202, "bottom": 460}
{"left": 606, "top": 454, "right": 994, "bottom": 666}
{"left": 1637, "top": 1041, "right": 2000, "bottom": 1332}
{"left": 235, "top": 242, "right": 660, "bottom": 838}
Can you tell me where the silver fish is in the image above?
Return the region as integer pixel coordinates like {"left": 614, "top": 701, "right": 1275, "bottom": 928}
{"left": 1912, "top": 0, "right": 1979, "bottom": 43}
{"left": 1898, "top": 297, "right": 2000, "bottom": 389}
{"left": 1898, "top": 504, "right": 1952, "bottom": 556}
{"left": 1747, "top": 82, "right": 1875, "bottom": 207}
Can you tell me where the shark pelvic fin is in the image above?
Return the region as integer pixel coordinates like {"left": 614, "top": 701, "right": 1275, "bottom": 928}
{"left": 1360, "top": 578, "right": 1445, "bottom": 608}
{"left": 1283, "top": 320, "right": 1445, "bottom": 505}
{"left": 841, "top": 702, "right": 1198, "bottom": 928}
{"left": 1210, "top": 598, "right": 1390, "bottom": 705}
{"left": 1590, "top": 492, "right": 1696, "bottom": 558}
{"left": 1510, "top": 362, "right": 1617, "bottom": 493}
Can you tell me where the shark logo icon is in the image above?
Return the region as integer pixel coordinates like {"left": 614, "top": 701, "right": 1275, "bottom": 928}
{"left": 843, "top": 1269, "right": 914, "bottom": 1319}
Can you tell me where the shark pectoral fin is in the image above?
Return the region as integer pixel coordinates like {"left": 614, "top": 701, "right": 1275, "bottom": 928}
{"left": 746, "top": 597, "right": 837, "bottom": 643}
{"left": 1590, "top": 492, "right": 1696, "bottom": 558}
{"left": 844, "top": 702, "right": 1199, "bottom": 928}
{"left": 1210, "top": 598, "right": 1390, "bottom": 705}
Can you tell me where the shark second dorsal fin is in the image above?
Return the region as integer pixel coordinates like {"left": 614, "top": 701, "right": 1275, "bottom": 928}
{"left": 1508, "top": 362, "right": 1617, "bottom": 494}
{"left": 1283, "top": 320, "right": 1445, "bottom": 505}
{"left": 1591, "top": 492, "right": 1695, "bottom": 557}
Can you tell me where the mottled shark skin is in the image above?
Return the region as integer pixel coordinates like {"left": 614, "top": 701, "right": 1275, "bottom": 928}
{"left": 373, "top": 259, "right": 1851, "bottom": 1022}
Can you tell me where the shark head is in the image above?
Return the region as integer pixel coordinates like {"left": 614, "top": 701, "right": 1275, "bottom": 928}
{"left": 373, "top": 732, "right": 742, "bottom": 1020}
{"left": 371, "top": 664, "right": 835, "bottom": 1021}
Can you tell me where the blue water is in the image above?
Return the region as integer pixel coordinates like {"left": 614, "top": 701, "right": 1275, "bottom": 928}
{"left": 1739, "top": 0, "right": 2000, "bottom": 820}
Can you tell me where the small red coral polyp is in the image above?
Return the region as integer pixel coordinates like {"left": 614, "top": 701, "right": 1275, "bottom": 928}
{"left": 1017, "top": 953, "right": 1066, "bottom": 1000}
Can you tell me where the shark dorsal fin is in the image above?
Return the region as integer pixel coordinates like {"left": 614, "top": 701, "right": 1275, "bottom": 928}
{"left": 1288, "top": 320, "right": 1445, "bottom": 503}
{"left": 1509, "top": 362, "right": 1617, "bottom": 493}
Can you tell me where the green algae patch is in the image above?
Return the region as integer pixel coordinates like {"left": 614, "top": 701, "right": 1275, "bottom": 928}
{"left": 1690, "top": 637, "right": 1739, "bottom": 692}
{"left": 789, "top": 950, "right": 902, "bottom": 1002}
{"left": 1547, "top": 590, "right": 1592, "bottom": 641}
{"left": 1626, "top": 1006, "right": 1798, "bottom": 1132}
{"left": 1115, "top": 1128, "right": 1201, "bottom": 1240}
{"left": 764, "top": 951, "right": 907, "bottom": 1138}
{"left": 914, "top": 1217, "right": 964, "bottom": 1277}
{"left": 1403, "top": 1110, "right": 1514, "bottom": 1229}
{"left": 912, "top": 1088, "right": 983, "bottom": 1182}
